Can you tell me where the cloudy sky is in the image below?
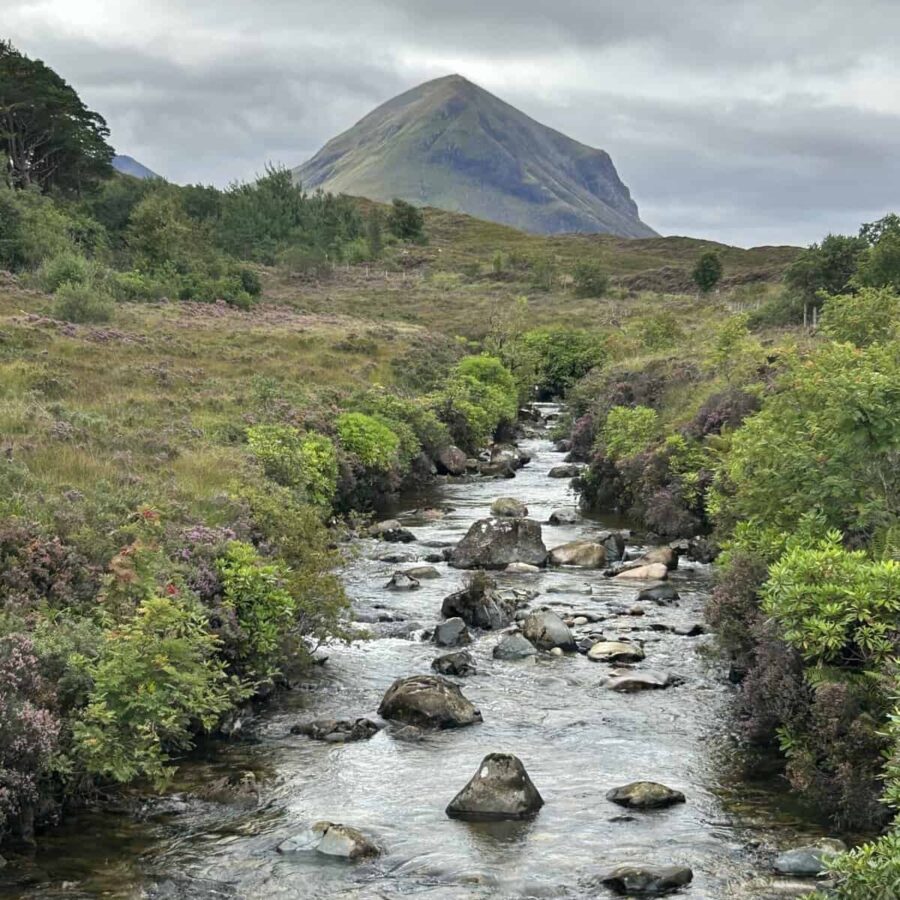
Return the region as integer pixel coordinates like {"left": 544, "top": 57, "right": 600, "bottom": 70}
{"left": 6, "top": 0, "right": 900, "bottom": 246}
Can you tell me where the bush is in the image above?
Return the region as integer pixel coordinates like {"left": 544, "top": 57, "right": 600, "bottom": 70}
{"left": 387, "top": 198, "right": 425, "bottom": 242}
{"left": 572, "top": 260, "right": 609, "bottom": 298}
{"left": 820, "top": 286, "right": 900, "bottom": 347}
{"left": 336, "top": 412, "right": 400, "bottom": 471}
{"left": 36, "top": 250, "right": 93, "bottom": 293}
{"left": 520, "top": 328, "right": 606, "bottom": 398}
{"left": 52, "top": 281, "right": 115, "bottom": 323}
{"left": 238, "top": 267, "right": 262, "bottom": 297}
{"left": 73, "top": 597, "right": 238, "bottom": 786}
{"left": 821, "top": 833, "right": 900, "bottom": 899}
{"left": 601, "top": 405, "right": 659, "bottom": 461}
{"left": 693, "top": 251, "right": 723, "bottom": 292}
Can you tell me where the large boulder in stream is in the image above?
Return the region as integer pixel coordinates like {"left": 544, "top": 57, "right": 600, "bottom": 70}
{"left": 549, "top": 540, "right": 607, "bottom": 568}
{"left": 378, "top": 674, "right": 482, "bottom": 729}
{"left": 436, "top": 445, "right": 467, "bottom": 476}
{"left": 493, "top": 632, "right": 538, "bottom": 660}
{"left": 446, "top": 753, "right": 544, "bottom": 821}
{"left": 599, "top": 865, "right": 693, "bottom": 895}
{"left": 277, "top": 821, "right": 380, "bottom": 859}
{"left": 521, "top": 610, "right": 576, "bottom": 651}
{"left": 449, "top": 518, "right": 548, "bottom": 570}
{"left": 588, "top": 641, "right": 645, "bottom": 663}
{"left": 491, "top": 497, "right": 529, "bottom": 518}
{"left": 441, "top": 574, "right": 518, "bottom": 629}
{"left": 548, "top": 464, "right": 583, "bottom": 479}
{"left": 614, "top": 563, "right": 669, "bottom": 582}
{"left": 432, "top": 650, "right": 476, "bottom": 677}
{"left": 433, "top": 617, "right": 472, "bottom": 647}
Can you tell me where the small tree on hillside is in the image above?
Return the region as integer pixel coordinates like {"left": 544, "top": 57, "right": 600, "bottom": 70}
{"left": 573, "top": 259, "right": 610, "bottom": 298}
{"left": 387, "top": 198, "right": 425, "bottom": 242}
{"left": 693, "top": 251, "right": 723, "bottom": 293}
{"left": 366, "top": 208, "right": 383, "bottom": 257}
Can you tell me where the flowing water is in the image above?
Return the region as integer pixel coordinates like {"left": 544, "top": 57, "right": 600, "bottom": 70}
{"left": 1, "top": 406, "right": 829, "bottom": 899}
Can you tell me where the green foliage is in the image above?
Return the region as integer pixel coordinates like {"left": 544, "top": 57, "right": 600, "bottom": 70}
{"left": 387, "top": 198, "right": 425, "bottom": 242}
{"left": 36, "top": 250, "right": 94, "bottom": 293}
{"left": 246, "top": 425, "right": 338, "bottom": 507}
{"left": 529, "top": 254, "right": 557, "bottom": 291}
{"left": 763, "top": 533, "right": 900, "bottom": 668}
{"left": 821, "top": 287, "right": 900, "bottom": 347}
{"left": 601, "top": 405, "right": 659, "bottom": 461}
{"left": 572, "top": 259, "right": 609, "bottom": 298}
{"left": 73, "top": 597, "right": 238, "bottom": 786}
{"left": 520, "top": 328, "right": 606, "bottom": 398}
{"left": 857, "top": 216, "right": 900, "bottom": 291}
{"left": 784, "top": 233, "right": 866, "bottom": 310}
{"left": 818, "top": 833, "right": 900, "bottom": 900}
{"left": 692, "top": 250, "right": 723, "bottom": 293}
{"left": 630, "top": 311, "right": 685, "bottom": 351}
{"left": 125, "top": 188, "right": 194, "bottom": 270}
{"left": 52, "top": 281, "right": 114, "bottom": 324}
{"left": 350, "top": 388, "right": 451, "bottom": 460}
{"left": 336, "top": 412, "right": 401, "bottom": 471}
{"left": 366, "top": 208, "right": 384, "bottom": 258}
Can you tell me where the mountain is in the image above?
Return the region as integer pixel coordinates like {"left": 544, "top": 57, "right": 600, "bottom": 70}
{"left": 113, "top": 155, "right": 160, "bottom": 180}
{"left": 294, "top": 75, "right": 656, "bottom": 238}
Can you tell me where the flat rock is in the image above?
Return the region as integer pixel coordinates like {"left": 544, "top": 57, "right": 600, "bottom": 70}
{"left": 637, "top": 582, "right": 680, "bottom": 604}
{"left": 493, "top": 632, "right": 538, "bottom": 660}
{"left": 378, "top": 674, "right": 482, "bottom": 729}
{"left": 290, "top": 718, "right": 382, "bottom": 743}
{"left": 773, "top": 840, "right": 846, "bottom": 877}
{"left": 607, "top": 670, "right": 674, "bottom": 692}
{"left": 277, "top": 821, "right": 379, "bottom": 859}
{"left": 446, "top": 753, "right": 544, "bottom": 821}
{"left": 548, "top": 464, "right": 582, "bottom": 478}
{"left": 404, "top": 566, "right": 442, "bottom": 580}
{"left": 385, "top": 572, "right": 420, "bottom": 591}
{"left": 614, "top": 563, "right": 669, "bottom": 582}
{"left": 490, "top": 497, "right": 529, "bottom": 518}
{"left": 547, "top": 582, "right": 593, "bottom": 595}
{"left": 506, "top": 562, "right": 541, "bottom": 574}
{"left": 449, "top": 517, "right": 548, "bottom": 569}
{"left": 549, "top": 540, "right": 607, "bottom": 568}
{"left": 432, "top": 650, "right": 476, "bottom": 677}
{"left": 606, "top": 781, "right": 686, "bottom": 809}
{"left": 370, "top": 548, "right": 417, "bottom": 564}
{"left": 588, "top": 641, "right": 645, "bottom": 663}
{"left": 521, "top": 610, "right": 576, "bottom": 651}
{"left": 600, "top": 865, "right": 693, "bottom": 895}
{"left": 433, "top": 617, "right": 472, "bottom": 647}
{"left": 640, "top": 546, "right": 679, "bottom": 570}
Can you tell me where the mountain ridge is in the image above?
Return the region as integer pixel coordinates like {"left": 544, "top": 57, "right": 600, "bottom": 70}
{"left": 294, "top": 75, "right": 656, "bottom": 238}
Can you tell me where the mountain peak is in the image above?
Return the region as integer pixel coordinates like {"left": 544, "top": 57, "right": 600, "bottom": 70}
{"left": 294, "top": 77, "right": 655, "bottom": 238}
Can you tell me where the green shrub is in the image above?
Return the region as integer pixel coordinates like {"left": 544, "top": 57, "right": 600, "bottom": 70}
{"left": 246, "top": 425, "right": 338, "bottom": 507}
{"left": 520, "top": 328, "right": 606, "bottom": 397}
{"left": 36, "top": 250, "right": 93, "bottom": 292}
{"left": 73, "top": 597, "right": 238, "bottom": 786}
{"left": 693, "top": 250, "right": 723, "bottom": 292}
{"left": 601, "top": 405, "right": 659, "bottom": 461}
{"left": 238, "top": 267, "right": 262, "bottom": 297}
{"left": 387, "top": 198, "right": 425, "bottom": 242}
{"left": 351, "top": 388, "right": 451, "bottom": 460}
{"left": 819, "top": 832, "right": 900, "bottom": 899}
{"left": 336, "top": 412, "right": 400, "bottom": 471}
{"left": 821, "top": 286, "right": 900, "bottom": 347}
{"left": 109, "top": 268, "right": 173, "bottom": 302}
{"left": 52, "top": 281, "right": 115, "bottom": 323}
{"left": 572, "top": 260, "right": 609, "bottom": 298}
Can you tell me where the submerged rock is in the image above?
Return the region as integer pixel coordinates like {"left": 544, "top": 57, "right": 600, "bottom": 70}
{"left": 549, "top": 540, "right": 607, "bottom": 568}
{"left": 506, "top": 562, "right": 541, "bottom": 574}
{"left": 446, "top": 753, "right": 544, "bottom": 821}
{"left": 599, "top": 865, "right": 693, "bottom": 895}
{"left": 378, "top": 674, "right": 482, "bottom": 729}
{"left": 432, "top": 650, "right": 476, "bottom": 677}
{"left": 588, "top": 641, "right": 645, "bottom": 663}
{"left": 290, "top": 718, "right": 382, "bottom": 743}
{"left": 449, "top": 517, "right": 548, "bottom": 569}
{"left": 521, "top": 610, "right": 576, "bottom": 651}
{"left": 606, "top": 782, "right": 686, "bottom": 809}
{"left": 607, "top": 670, "right": 675, "bottom": 692}
{"left": 277, "top": 821, "right": 379, "bottom": 859}
{"left": 492, "top": 632, "right": 538, "bottom": 660}
{"left": 433, "top": 617, "right": 472, "bottom": 647}
{"left": 491, "top": 497, "right": 529, "bottom": 518}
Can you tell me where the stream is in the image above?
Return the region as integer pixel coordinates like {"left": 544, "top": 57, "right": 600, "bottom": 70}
{"left": 1, "top": 405, "right": 829, "bottom": 899}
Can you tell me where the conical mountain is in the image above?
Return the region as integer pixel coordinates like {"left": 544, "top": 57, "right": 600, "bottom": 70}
{"left": 294, "top": 75, "right": 656, "bottom": 238}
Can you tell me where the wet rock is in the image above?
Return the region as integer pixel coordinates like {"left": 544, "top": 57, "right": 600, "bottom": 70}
{"left": 598, "top": 530, "right": 627, "bottom": 561}
{"left": 588, "top": 641, "right": 645, "bottom": 663}
{"left": 687, "top": 535, "right": 719, "bottom": 563}
{"left": 637, "top": 582, "right": 681, "bottom": 604}
{"left": 546, "top": 582, "right": 592, "bottom": 595}
{"left": 446, "top": 753, "right": 544, "bottom": 821}
{"left": 432, "top": 650, "right": 476, "bottom": 677}
{"left": 390, "top": 724, "right": 425, "bottom": 742}
{"left": 549, "top": 540, "right": 607, "bottom": 568}
{"left": 548, "top": 507, "right": 580, "bottom": 525}
{"left": 521, "top": 610, "right": 576, "bottom": 651}
{"left": 277, "top": 821, "right": 379, "bottom": 860}
{"left": 419, "top": 508, "right": 447, "bottom": 521}
{"left": 599, "top": 865, "right": 693, "bottom": 895}
{"left": 371, "top": 547, "right": 417, "bottom": 564}
{"left": 423, "top": 553, "right": 446, "bottom": 564}
{"left": 673, "top": 623, "right": 706, "bottom": 637}
{"left": 607, "top": 670, "right": 674, "bottom": 692}
{"left": 773, "top": 840, "right": 846, "bottom": 877}
{"left": 290, "top": 718, "right": 382, "bottom": 743}
{"left": 548, "top": 464, "right": 583, "bottom": 478}
{"left": 436, "top": 445, "right": 467, "bottom": 476}
{"left": 493, "top": 632, "right": 538, "bottom": 660}
{"left": 449, "top": 517, "right": 548, "bottom": 570}
{"left": 491, "top": 497, "right": 529, "bottom": 518}
{"left": 385, "top": 572, "right": 420, "bottom": 591}
{"left": 554, "top": 439, "right": 573, "bottom": 453}
{"left": 506, "top": 562, "right": 541, "bottom": 574}
{"left": 404, "top": 565, "right": 441, "bottom": 580}
{"left": 478, "top": 460, "right": 516, "bottom": 478}
{"left": 369, "top": 520, "right": 416, "bottom": 543}
{"left": 614, "top": 563, "right": 669, "bottom": 582}
{"left": 640, "top": 546, "right": 679, "bottom": 570}
{"left": 433, "top": 617, "right": 472, "bottom": 647}
{"left": 378, "top": 674, "right": 482, "bottom": 729}
{"left": 441, "top": 575, "right": 517, "bottom": 629}
{"left": 606, "top": 782, "right": 686, "bottom": 809}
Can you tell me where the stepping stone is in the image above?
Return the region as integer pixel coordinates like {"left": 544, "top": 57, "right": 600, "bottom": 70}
{"left": 606, "top": 781, "right": 685, "bottom": 809}
{"left": 588, "top": 641, "right": 645, "bottom": 663}
{"left": 607, "top": 670, "right": 674, "bottom": 692}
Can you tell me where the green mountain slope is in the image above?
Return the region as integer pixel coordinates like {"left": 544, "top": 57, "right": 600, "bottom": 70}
{"left": 294, "top": 74, "right": 657, "bottom": 238}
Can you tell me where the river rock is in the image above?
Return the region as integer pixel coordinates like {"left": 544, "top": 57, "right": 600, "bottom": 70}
{"left": 506, "top": 562, "right": 541, "bottom": 574}
{"left": 521, "top": 610, "right": 576, "bottom": 651}
{"left": 449, "top": 518, "right": 548, "bottom": 570}
{"left": 687, "top": 535, "right": 719, "bottom": 563}
{"left": 588, "top": 641, "right": 645, "bottom": 663}
{"left": 773, "top": 840, "right": 846, "bottom": 877}
{"left": 371, "top": 547, "right": 417, "bottom": 564}
{"left": 493, "top": 632, "right": 538, "bottom": 660}
{"left": 436, "top": 445, "right": 467, "bottom": 476}
{"left": 548, "top": 464, "right": 582, "bottom": 479}
{"left": 478, "top": 460, "right": 516, "bottom": 478}
{"left": 554, "top": 438, "right": 573, "bottom": 453}
{"left": 432, "top": 650, "right": 476, "bottom": 677}
{"left": 549, "top": 540, "right": 607, "bottom": 568}
{"left": 369, "top": 520, "right": 416, "bottom": 543}
{"left": 403, "top": 565, "right": 441, "bottom": 580}
{"left": 607, "top": 670, "right": 674, "bottom": 692}
{"left": 378, "top": 675, "right": 482, "bottom": 729}
{"left": 599, "top": 865, "right": 693, "bottom": 895}
{"left": 491, "top": 497, "right": 528, "bottom": 518}
{"left": 606, "top": 782, "right": 686, "bottom": 809}
{"left": 640, "top": 546, "right": 679, "bottom": 570}
{"left": 277, "top": 821, "right": 380, "bottom": 859}
{"left": 385, "top": 572, "right": 420, "bottom": 591}
{"left": 441, "top": 575, "right": 517, "bottom": 629}
{"left": 614, "top": 563, "right": 669, "bottom": 581}
{"left": 598, "top": 530, "right": 627, "bottom": 561}
{"left": 548, "top": 507, "right": 580, "bottom": 525}
{"left": 637, "top": 582, "right": 680, "bottom": 605}
{"left": 290, "top": 717, "right": 382, "bottom": 743}
{"left": 446, "top": 753, "right": 544, "bottom": 821}
{"left": 433, "top": 617, "right": 472, "bottom": 647}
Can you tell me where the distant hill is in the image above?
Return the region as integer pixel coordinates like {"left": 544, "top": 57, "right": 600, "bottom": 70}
{"left": 294, "top": 74, "right": 656, "bottom": 239}
{"left": 112, "top": 155, "right": 160, "bottom": 180}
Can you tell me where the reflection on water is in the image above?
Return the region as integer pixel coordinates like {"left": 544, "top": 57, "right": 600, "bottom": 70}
{"left": 0, "top": 407, "right": 828, "bottom": 899}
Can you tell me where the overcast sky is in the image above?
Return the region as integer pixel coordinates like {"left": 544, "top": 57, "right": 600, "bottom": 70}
{"left": 6, "top": 0, "right": 900, "bottom": 246}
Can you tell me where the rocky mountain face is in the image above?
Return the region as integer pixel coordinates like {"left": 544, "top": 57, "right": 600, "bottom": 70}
{"left": 112, "top": 155, "right": 159, "bottom": 179}
{"left": 294, "top": 75, "right": 656, "bottom": 238}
